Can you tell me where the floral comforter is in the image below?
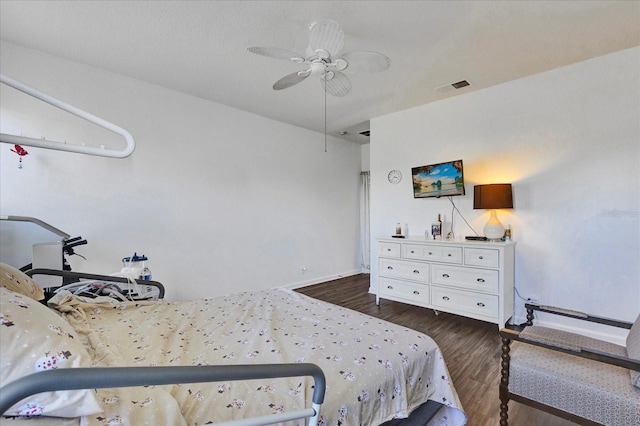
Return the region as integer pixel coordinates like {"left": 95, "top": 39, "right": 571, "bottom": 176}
{"left": 47, "top": 288, "right": 466, "bottom": 426}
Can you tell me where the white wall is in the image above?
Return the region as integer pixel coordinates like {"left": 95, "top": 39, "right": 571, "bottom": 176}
{"left": 370, "top": 47, "right": 640, "bottom": 342}
{"left": 361, "top": 143, "right": 370, "bottom": 171}
{"left": 0, "top": 41, "right": 363, "bottom": 300}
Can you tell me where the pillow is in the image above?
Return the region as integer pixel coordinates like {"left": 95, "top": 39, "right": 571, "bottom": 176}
{"left": 0, "top": 287, "right": 102, "bottom": 417}
{"left": 626, "top": 313, "right": 640, "bottom": 388}
{"left": 0, "top": 263, "right": 44, "bottom": 301}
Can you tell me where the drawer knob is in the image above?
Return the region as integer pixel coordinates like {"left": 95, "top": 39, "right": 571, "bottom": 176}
{"left": 410, "top": 250, "right": 415, "bottom": 254}
{"left": 442, "top": 273, "right": 450, "bottom": 278}
{"left": 387, "top": 266, "right": 394, "bottom": 270}
{"left": 387, "top": 285, "right": 393, "bottom": 290}
{"left": 387, "top": 248, "right": 391, "bottom": 252}
{"left": 477, "top": 278, "right": 485, "bottom": 283}
{"left": 428, "top": 252, "right": 433, "bottom": 255}
{"left": 413, "top": 290, "right": 420, "bottom": 295}
{"left": 413, "top": 270, "right": 420, "bottom": 274}
{"left": 477, "top": 302, "right": 486, "bottom": 307}
{"left": 478, "top": 256, "right": 484, "bottom": 259}
{"left": 442, "top": 296, "right": 450, "bottom": 301}
{"left": 447, "top": 253, "right": 452, "bottom": 257}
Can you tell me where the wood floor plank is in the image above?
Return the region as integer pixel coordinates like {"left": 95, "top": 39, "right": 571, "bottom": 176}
{"left": 296, "top": 274, "right": 578, "bottom": 426}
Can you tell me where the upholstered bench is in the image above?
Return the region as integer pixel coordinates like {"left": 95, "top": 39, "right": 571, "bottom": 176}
{"left": 499, "top": 303, "right": 640, "bottom": 426}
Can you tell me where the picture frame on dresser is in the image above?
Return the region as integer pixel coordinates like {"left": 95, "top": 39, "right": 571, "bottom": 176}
{"left": 376, "top": 237, "right": 516, "bottom": 328}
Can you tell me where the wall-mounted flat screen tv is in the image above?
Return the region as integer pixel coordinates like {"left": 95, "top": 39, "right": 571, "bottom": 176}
{"left": 412, "top": 159, "right": 465, "bottom": 198}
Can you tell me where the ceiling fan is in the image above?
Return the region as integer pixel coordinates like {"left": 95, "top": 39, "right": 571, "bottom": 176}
{"left": 248, "top": 20, "right": 390, "bottom": 97}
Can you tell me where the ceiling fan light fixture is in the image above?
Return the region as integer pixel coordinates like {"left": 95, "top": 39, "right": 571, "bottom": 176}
{"left": 310, "top": 61, "right": 326, "bottom": 75}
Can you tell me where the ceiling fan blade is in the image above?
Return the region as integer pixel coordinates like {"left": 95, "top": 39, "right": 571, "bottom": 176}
{"left": 273, "top": 71, "right": 310, "bottom": 90}
{"left": 340, "top": 51, "right": 391, "bottom": 74}
{"left": 321, "top": 71, "right": 351, "bottom": 97}
{"left": 247, "top": 46, "right": 304, "bottom": 62}
{"left": 309, "top": 21, "right": 345, "bottom": 57}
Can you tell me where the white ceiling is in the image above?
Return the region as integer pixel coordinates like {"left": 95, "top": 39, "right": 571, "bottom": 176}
{"left": 1, "top": 1, "right": 639, "bottom": 144}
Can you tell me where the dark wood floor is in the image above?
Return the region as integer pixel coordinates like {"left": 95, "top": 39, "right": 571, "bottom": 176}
{"left": 296, "top": 274, "right": 577, "bottom": 426}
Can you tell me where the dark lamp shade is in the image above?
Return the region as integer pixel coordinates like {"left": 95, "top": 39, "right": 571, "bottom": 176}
{"left": 473, "top": 184, "right": 513, "bottom": 209}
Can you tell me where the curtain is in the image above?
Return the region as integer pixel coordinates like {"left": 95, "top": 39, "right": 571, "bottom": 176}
{"left": 359, "top": 171, "right": 371, "bottom": 272}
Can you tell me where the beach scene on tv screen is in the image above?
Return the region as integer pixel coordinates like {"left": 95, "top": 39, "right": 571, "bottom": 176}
{"left": 412, "top": 160, "right": 464, "bottom": 198}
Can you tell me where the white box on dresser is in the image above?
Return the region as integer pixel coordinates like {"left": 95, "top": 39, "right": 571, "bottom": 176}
{"left": 377, "top": 237, "right": 516, "bottom": 328}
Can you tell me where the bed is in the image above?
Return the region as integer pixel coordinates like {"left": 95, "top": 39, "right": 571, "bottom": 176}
{"left": 0, "top": 264, "right": 467, "bottom": 425}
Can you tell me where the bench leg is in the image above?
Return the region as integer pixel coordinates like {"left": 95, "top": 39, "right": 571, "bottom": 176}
{"left": 499, "top": 336, "right": 512, "bottom": 426}
{"left": 526, "top": 308, "right": 535, "bottom": 326}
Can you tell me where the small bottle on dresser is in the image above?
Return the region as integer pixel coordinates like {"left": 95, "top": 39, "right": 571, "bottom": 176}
{"left": 504, "top": 224, "right": 512, "bottom": 241}
{"left": 431, "top": 214, "right": 442, "bottom": 240}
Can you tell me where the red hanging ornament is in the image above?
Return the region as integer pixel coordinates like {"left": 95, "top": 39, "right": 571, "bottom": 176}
{"left": 10, "top": 144, "right": 28, "bottom": 169}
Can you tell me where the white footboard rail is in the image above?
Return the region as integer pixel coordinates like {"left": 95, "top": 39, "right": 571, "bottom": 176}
{"left": 0, "top": 364, "right": 326, "bottom": 426}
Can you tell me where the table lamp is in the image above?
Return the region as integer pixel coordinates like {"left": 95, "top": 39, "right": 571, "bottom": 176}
{"left": 473, "top": 184, "right": 513, "bottom": 240}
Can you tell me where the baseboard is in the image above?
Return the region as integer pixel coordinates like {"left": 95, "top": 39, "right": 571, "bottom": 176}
{"left": 511, "top": 315, "right": 628, "bottom": 346}
{"left": 282, "top": 269, "right": 363, "bottom": 290}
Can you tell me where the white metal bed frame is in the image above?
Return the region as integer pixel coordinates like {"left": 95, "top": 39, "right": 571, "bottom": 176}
{"left": 0, "top": 364, "right": 326, "bottom": 426}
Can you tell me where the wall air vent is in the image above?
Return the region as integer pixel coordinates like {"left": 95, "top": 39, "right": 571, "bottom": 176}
{"left": 435, "top": 80, "right": 471, "bottom": 94}
{"left": 359, "top": 130, "right": 371, "bottom": 137}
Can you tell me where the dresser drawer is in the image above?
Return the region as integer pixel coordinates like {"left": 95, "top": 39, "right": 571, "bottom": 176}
{"left": 431, "top": 286, "right": 499, "bottom": 320}
{"left": 379, "top": 259, "right": 429, "bottom": 283}
{"left": 380, "top": 278, "right": 430, "bottom": 304}
{"left": 379, "top": 242, "right": 401, "bottom": 258}
{"left": 465, "top": 248, "right": 499, "bottom": 268}
{"left": 403, "top": 244, "right": 462, "bottom": 264}
{"left": 431, "top": 264, "right": 499, "bottom": 293}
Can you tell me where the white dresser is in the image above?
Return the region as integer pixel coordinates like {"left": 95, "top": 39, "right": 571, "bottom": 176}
{"left": 376, "top": 237, "right": 515, "bottom": 327}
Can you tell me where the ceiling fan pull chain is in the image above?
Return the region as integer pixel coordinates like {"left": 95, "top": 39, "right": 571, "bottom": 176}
{"left": 324, "top": 71, "right": 327, "bottom": 153}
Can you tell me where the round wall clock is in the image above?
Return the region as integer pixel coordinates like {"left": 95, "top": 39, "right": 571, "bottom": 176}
{"left": 388, "top": 169, "right": 402, "bottom": 184}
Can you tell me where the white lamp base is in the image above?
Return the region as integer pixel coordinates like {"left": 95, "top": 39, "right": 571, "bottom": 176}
{"left": 484, "top": 210, "right": 505, "bottom": 241}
